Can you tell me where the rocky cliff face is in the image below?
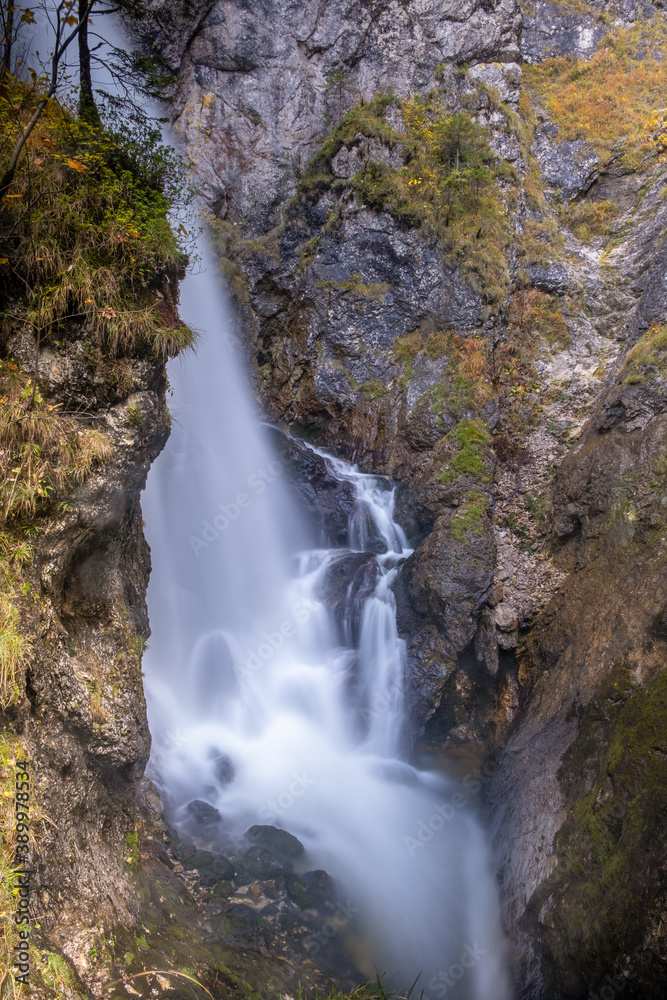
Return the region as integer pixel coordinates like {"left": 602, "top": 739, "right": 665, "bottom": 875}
{"left": 7, "top": 0, "right": 664, "bottom": 997}
{"left": 129, "top": 0, "right": 667, "bottom": 996}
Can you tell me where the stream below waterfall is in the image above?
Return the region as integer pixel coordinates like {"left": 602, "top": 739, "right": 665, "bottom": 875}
{"left": 141, "top": 244, "right": 512, "bottom": 1000}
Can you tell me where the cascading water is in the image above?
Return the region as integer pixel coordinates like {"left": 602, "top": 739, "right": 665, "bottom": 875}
{"left": 142, "top": 249, "right": 511, "bottom": 998}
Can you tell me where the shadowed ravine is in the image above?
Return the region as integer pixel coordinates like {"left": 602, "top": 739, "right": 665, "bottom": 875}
{"left": 140, "top": 243, "right": 512, "bottom": 999}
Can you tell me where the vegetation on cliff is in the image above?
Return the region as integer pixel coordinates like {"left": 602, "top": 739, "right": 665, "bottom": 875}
{"left": 0, "top": 71, "right": 196, "bottom": 712}
{"left": 540, "top": 667, "right": 667, "bottom": 995}
{"left": 0, "top": 14, "right": 198, "bottom": 995}
{"left": 299, "top": 92, "right": 513, "bottom": 307}
{"left": 524, "top": 17, "right": 667, "bottom": 169}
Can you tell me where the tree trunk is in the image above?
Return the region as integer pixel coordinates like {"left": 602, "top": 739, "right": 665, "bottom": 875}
{"left": 78, "top": 0, "right": 100, "bottom": 127}
{"left": 1, "top": 0, "right": 14, "bottom": 79}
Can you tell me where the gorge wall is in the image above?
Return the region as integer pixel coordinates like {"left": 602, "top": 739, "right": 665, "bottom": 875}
{"left": 1, "top": 0, "right": 666, "bottom": 998}
{"left": 134, "top": 0, "right": 667, "bottom": 996}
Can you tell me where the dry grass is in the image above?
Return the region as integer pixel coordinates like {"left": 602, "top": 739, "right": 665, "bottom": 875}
{"left": 0, "top": 361, "right": 113, "bottom": 522}
{"left": 622, "top": 324, "right": 667, "bottom": 383}
{"left": 560, "top": 199, "right": 621, "bottom": 242}
{"left": 509, "top": 288, "right": 571, "bottom": 349}
{"left": 0, "top": 588, "right": 28, "bottom": 709}
{"left": 0, "top": 736, "right": 25, "bottom": 996}
{"left": 0, "top": 357, "right": 113, "bottom": 706}
{"left": 524, "top": 17, "right": 667, "bottom": 169}
{"left": 0, "top": 84, "right": 195, "bottom": 359}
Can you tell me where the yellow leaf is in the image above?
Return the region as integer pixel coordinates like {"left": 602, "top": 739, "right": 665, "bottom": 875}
{"left": 65, "top": 14, "right": 78, "bottom": 25}
{"left": 66, "top": 158, "right": 87, "bottom": 173}
{"left": 0, "top": 258, "right": 8, "bottom": 264}
{"left": 128, "top": 228, "right": 140, "bottom": 238}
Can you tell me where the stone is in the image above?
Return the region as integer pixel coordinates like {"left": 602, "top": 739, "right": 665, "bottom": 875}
{"left": 245, "top": 824, "right": 305, "bottom": 859}
{"left": 242, "top": 845, "right": 294, "bottom": 879}
{"left": 186, "top": 799, "right": 222, "bottom": 827}
{"left": 532, "top": 132, "right": 599, "bottom": 202}
{"left": 212, "top": 753, "right": 235, "bottom": 785}
{"left": 178, "top": 846, "right": 236, "bottom": 886}
{"left": 285, "top": 869, "right": 334, "bottom": 907}
{"left": 494, "top": 603, "right": 519, "bottom": 632}
{"left": 474, "top": 609, "right": 500, "bottom": 676}
{"left": 132, "top": 0, "right": 522, "bottom": 231}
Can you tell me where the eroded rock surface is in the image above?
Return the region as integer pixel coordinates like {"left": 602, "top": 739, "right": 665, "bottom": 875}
{"left": 17, "top": 0, "right": 667, "bottom": 997}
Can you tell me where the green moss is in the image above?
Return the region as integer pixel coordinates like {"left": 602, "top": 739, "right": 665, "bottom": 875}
{"left": 438, "top": 419, "right": 493, "bottom": 484}
{"left": 357, "top": 379, "right": 387, "bottom": 399}
{"left": 545, "top": 668, "right": 667, "bottom": 991}
{"left": 451, "top": 491, "right": 489, "bottom": 542}
{"left": 300, "top": 93, "right": 513, "bottom": 306}
{"left": 299, "top": 95, "right": 401, "bottom": 196}
{"left": 126, "top": 404, "right": 143, "bottom": 427}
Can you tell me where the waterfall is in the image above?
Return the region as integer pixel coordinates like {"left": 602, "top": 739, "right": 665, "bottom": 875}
{"left": 18, "top": 8, "right": 511, "bottom": 995}
{"left": 141, "top": 240, "right": 512, "bottom": 999}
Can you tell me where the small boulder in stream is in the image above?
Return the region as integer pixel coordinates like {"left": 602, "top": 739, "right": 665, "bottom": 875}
{"left": 246, "top": 823, "right": 305, "bottom": 859}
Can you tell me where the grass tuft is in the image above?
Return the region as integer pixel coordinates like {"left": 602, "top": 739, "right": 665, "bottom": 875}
{"left": 524, "top": 17, "right": 667, "bottom": 169}
{"left": 0, "top": 84, "right": 196, "bottom": 360}
{"left": 622, "top": 324, "right": 667, "bottom": 383}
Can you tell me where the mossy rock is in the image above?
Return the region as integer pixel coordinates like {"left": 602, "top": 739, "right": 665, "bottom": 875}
{"left": 177, "top": 845, "right": 236, "bottom": 886}
{"left": 286, "top": 869, "right": 335, "bottom": 908}
{"left": 534, "top": 667, "right": 667, "bottom": 997}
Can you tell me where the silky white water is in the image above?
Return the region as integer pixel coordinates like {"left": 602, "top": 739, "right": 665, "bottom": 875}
{"left": 141, "top": 241, "right": 511, "bottom": 999}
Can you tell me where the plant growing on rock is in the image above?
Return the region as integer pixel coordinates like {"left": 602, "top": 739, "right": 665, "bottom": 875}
{"left": 299, "top": 92, "right": 513, "bottom": 305}
{"left": 524, "top": 16, "right": 667, "bottom": 169}
{"left": 622, "top": 324, "right": 667, "bottom": 383}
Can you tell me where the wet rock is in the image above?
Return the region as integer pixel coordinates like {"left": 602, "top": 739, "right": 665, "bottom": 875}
{"left": 245, "top": 824, "right": 305, "bottom": 859}
{"left": 286, "top": 870, "right": 335, "bottom": 908}
{"left": 186, "top": 799, "right": 222, "bottom": 827}
{"left": 319, "top": 552, "right": 380, "bottom": 643}
{"left": 211, "top": 753, "right": 235, "bottom": 785}
{"left": 474, "top": 609, "right": 499, "bottom": 676}
{"left": 265, "top": 427, "right": 357, "bottom": 546}
{"left": 178, "top": 845, "right": 236, "bottom": 886}
{"left": 242, "top": 845, "right": 294, "bottom": 879}
{"left": 401, "top": 510, "right": 496, "bottom": 652}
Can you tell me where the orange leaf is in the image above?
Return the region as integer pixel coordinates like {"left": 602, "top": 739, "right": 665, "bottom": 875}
{"left": 0, "top": 258, "right": 8, "bottom": 265}
{"left": 127, "top": 228, "right": 140, "bottom": 238}
{"left": 66, "top": 158, "right": 87, "bottom": 173}
{"left": 41, "top": 138, "right": 56, "bottom": 150}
